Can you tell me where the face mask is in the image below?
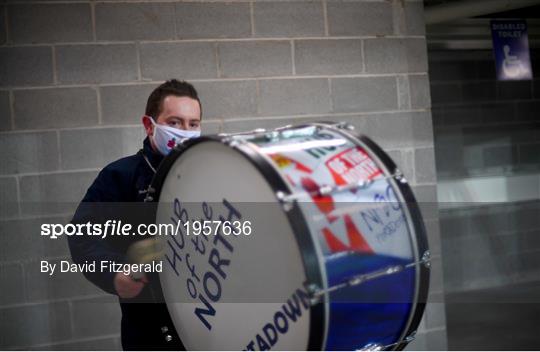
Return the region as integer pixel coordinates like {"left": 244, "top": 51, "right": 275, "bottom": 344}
{"left": 150, "top": 118, "right": 201, "bottom": 155}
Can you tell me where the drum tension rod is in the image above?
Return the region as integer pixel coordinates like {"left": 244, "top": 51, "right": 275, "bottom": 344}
{"left": 218, "top": 121, "right": 354, "bottom": 139}
{"left": 219, "top": 128, "right": 267, "bottom": 138}
{"left": 221, "top": 128, "right": 286, "bottom": 144}
{"left": 276, "top": 170, "right": 406, "bottom": 208}
{"left": 276, "top": 179, "right": 374, "bottom": 206}
{"left": 222, "top": 124, "right": 330, "bottom": 144}
{"left": 308, "top": 251, "right": 431, "bottom": 305}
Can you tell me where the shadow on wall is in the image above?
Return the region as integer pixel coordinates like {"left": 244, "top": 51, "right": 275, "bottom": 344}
{"left": 430, "top": 48, "right": 540, "bottom": 350}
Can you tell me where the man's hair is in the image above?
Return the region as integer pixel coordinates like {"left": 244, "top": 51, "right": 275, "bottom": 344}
{"left": 145, "top": 79, "right": 201, "bottom": 119}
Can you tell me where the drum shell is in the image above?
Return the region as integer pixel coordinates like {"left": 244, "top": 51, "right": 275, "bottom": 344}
{"left": 150, "top": 123, "right": 430, "bottom": 351}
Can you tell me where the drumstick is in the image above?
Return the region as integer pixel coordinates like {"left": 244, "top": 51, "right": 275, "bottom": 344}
{"left": 126, "top": 237, "right": 164, "bottom": 280}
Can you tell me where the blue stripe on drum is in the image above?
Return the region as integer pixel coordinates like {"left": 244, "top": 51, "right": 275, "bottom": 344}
{"left": 325, "top": 253, "right": 416, "bottom": 350}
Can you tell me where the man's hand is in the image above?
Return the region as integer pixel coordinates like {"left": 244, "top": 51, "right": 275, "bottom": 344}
{"left": 114, "top": 272, "right": 148, "bottom": 298}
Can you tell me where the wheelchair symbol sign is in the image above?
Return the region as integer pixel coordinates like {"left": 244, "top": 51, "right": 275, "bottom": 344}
{"left": 491, "top": 20, "right": 532, "bottom": 81}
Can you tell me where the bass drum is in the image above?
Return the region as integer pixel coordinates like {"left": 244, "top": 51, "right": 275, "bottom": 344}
{"left": 150, "top": 122, "right": 430, "bottom": 350}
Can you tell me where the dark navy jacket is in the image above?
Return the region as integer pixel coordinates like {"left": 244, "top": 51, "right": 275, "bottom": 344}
{"left": 69, "top": 138, "right": 183, "bottom": 350}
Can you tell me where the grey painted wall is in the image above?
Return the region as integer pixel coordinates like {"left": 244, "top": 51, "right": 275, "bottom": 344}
{"left": 0, "top": 0, "right": 445, "bottom": 350}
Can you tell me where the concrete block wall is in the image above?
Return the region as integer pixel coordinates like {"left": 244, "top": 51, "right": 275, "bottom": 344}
{"left": 430, "top": 49, "right": 540, "bottom": 293}
{"left": 0, "top": 0, "right": 445, "bottom": 349}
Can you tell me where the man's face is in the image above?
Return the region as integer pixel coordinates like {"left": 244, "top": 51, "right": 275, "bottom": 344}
{"left": 155, "top": 95, "right": 201, "bottom": 131}
{"left": 143, "top": 95, "right": 202, "bottom": 151}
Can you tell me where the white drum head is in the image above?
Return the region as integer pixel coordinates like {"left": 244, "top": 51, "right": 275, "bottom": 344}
{"left": 156, "top": 141, "right": 312, "bottom": 350}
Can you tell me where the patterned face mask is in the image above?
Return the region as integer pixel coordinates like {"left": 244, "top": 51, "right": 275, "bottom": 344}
{"left": 150, "top": 118, "right": 201, "bottom": 155}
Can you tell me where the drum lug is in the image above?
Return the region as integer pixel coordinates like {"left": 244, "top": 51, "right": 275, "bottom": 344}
{"left": 392, "top": 332, "right": 417, "bottom": 350}
{"left": 406, "top": 331, "right": 417, "bottom": 343}
{"left": 334, "top": 122, "right": 355, "bottom": 131}
{"left": 229, "top": 139, "right": 242, "bottom": 148}
{"left": 143, "top": 186, "right": 155, "bottom": 202}
{"left": 359, "top": 331, "right": 416, "bottom": 350}
{"left": 318, "top": 184, "right": 333, "bottom": 196}
{"left": 421, "top": 250, "right": 431, "bottom": 268}
{"left": 359, "top": 343, "right": 383, "bottom": 351}
{"left": 265, "top": 130, "right": 280, "bottom": 142}
{"left": 222, "top": 137, "right": 247, "bottom": 148}
{"left": 392, "top": 331, "right": 417, "bottom": 349}
{"left": 394, "top": 169, "right": 407, "bottom": 184}
{"left": 275, "top": 191, "right": 294, "bottom": 211}
{"left": 306, "top": 283, "right": 323, "bottom": 306}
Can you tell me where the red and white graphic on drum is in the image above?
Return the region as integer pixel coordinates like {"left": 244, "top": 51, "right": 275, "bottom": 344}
{"left": 270, "top": 151, "right": 332, "bottom": 197}
{"left": 268, "top": 154, "right": 338, "bottom": 223}
{"left": 299, "top": 176, "right": 375, "bottom": 255}
{"left": 322, "top": 215, "right": 374, "bottom": 254}
{"left": 325, "top": 147, "right": 382, "bottom": 185}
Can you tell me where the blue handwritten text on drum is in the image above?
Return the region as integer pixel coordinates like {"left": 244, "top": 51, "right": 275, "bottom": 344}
{"left": 165, "top": 198, "right": 239, "bottom": 330}
{"left": 362, "top": 185, "right": 406, "bottom": 244}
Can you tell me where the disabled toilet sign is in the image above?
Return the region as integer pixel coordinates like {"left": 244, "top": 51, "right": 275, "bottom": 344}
{"left": 491, "top": 19, "right": 532, "bottom": 81}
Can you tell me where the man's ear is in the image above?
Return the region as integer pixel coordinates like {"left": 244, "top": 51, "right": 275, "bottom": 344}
{"left": 142, "top": 115, "right": 153, "bottom": 137}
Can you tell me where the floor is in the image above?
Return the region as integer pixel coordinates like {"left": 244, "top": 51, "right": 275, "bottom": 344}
{"left": 445, "top": 281, "right": 540, "bottom": 350}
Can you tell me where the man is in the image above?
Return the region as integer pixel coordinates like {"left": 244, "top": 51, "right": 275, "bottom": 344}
{"left": 69, "top": 79, "right": 202, "bottom": 350}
